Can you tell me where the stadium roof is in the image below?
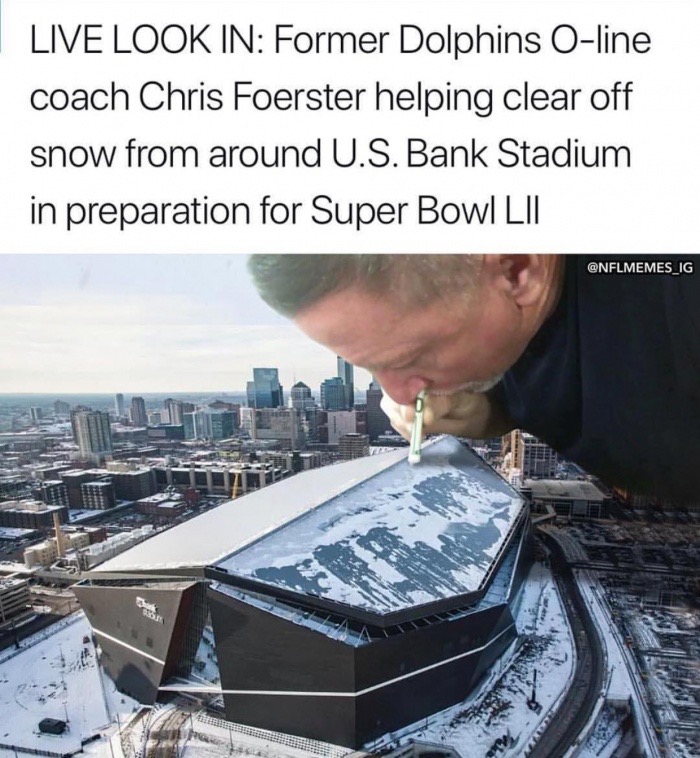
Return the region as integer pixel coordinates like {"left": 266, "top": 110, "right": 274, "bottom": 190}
{"left": 214, "top": 436, "right": 526, "bottom": 620}
{"left": 93, "top": 444, "right": 410, "bottom": 573}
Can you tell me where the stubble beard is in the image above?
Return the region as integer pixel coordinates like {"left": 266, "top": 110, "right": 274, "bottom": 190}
{"left": 429, "top": 373, "right": 504, "bottom": 396}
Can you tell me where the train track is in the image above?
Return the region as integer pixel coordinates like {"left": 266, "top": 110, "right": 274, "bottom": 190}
{"left": 146, "top": 708, "right": 190, "bottom": 758}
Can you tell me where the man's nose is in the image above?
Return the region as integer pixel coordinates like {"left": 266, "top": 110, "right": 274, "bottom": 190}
{"left": 374, "top": 372, "right": 428, "bottom": 406}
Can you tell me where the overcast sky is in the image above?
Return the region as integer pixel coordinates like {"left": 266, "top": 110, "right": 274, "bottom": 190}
{"left": 0, "top": 255, "right": 372, "bottom": 393}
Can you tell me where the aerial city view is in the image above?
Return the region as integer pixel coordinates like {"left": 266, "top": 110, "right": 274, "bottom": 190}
{"left": 0, "top": 255, "right": 697, "bottom": 758}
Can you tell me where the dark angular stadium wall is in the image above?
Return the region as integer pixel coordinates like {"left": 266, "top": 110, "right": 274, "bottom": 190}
{"left": 354, "top": 602, "right": 518, "bottom": 744}
{"left": 209, "top": 587, "right": 519, "bottom": 749}
{"left": 74, "top": 582, "right": 199, "bottom": 704}
{"left": 208, "top": 587, "right": 358, "bottom": 746}
{"left": 356, "top": 526, "right": 535, "bottom": 742}
{"left": 508, "top": 524, "right": 536, "bottom": 606}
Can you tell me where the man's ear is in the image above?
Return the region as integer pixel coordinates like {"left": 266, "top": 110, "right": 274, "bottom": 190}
{"left": 482, "top": 254, "right": 550, "bottom": 307}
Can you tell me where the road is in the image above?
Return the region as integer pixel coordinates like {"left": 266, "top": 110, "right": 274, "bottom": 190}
{"left": 528, "top": 532, "right": 605, "bottom": 758}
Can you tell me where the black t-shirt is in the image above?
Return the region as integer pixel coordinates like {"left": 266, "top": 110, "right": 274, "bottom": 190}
{"left": 494, "top": 256, "right": 700, "bottom": 501}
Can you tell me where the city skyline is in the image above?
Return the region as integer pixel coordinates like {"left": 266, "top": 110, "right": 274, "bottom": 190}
{"left": 0, "top": 254, "right": 373, "bottom": 393}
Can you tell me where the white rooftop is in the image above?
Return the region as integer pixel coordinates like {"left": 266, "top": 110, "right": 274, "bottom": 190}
{"left": 526, "top": 478, "right": 608, "bottom": 502}
{"left": 93, "top": 445, "right": 411, "bottom": 573}
{"left": 0, "top": 527, "right": 38, "bottom": 539}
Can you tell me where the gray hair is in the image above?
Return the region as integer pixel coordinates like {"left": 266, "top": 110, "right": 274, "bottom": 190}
{"left": 247, "top": 254, "right": 482, "bottom": 317}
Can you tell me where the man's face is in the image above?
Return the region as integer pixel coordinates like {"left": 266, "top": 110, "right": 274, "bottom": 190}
{"left": 294, "top": 283, "right": 533, "bottom": 406}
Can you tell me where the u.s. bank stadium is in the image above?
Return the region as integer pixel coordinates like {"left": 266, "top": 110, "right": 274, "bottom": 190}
{"left": 73, "top": 436, "right": 534, "bottom": 749}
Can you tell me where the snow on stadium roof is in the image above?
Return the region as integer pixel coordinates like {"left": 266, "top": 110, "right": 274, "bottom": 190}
{"left": 93, "top": 444, "right": 410, "bottom": 573}
{"left": 215, "top": 436, "right": 526, "bottom": 616}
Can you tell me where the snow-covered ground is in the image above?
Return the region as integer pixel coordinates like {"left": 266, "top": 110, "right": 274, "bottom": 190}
{"left": 574, "top": 571, "right": 663, "bottom": 758}
{"left": 182, "top": 713, "right": 351, "bottom": 758}
{"left": 369, "top": 561, "right": 575, "bottom": 757}
{"left": 0, "top": 612, "right": 139, "bottom": 758}
{"left": 575, "top": 702, "right": 631, "bottom": 758}
{"left": 577, "top": 570, "right": 700, "bottom": 758}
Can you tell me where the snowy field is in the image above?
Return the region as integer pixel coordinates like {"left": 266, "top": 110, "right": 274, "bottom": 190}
{"left": 0, "top": 612, "right": 139, "bottom": 758}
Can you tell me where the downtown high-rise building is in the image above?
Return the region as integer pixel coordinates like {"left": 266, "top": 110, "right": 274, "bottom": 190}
{"left": 366, "top": 380, "right": 392, "bottom": 442}
{"left": 249, "top": 407, "right": 304, "bottom": 450}
{"left": 54, "top": 400, "right": 71, "bottom": 416}
{"left": 183, "top": 409, "right": 237, "bottom": 441}
{"left": 303, "top": 406, "right": 326, "bottom": 443}
{"left": 503, "top": 430, "right": 559, "bottom": 479}
{"left": 323, "top": 410, "right": 358, "bottom": 444}
{"left": 290, "top": 382, "right": 315, "bottom": 411}
{"left": 163, "top": 398, "right": 184, "bottom": 425}
{"left": 115, "top": 393, "right": 125, "bottom": 417}
{"left": 337, "top": 356, "right": 355, "bottom": 408}
{"left": 131, "top": 396, "right": 148, "bottom": 426}
{"left": 320, "top": 377, "right": 349, "bottom": 411}
{"left": 183, "top": 412, "right": 200, "bottom": 440}
{"left": 71, "top": 409, "right": 113, "bottom": 462}
{"left": 339, "top": 432, "right": 370, "bottom": 460}
{"left": 318, "top": 357, "right": 355, "bottom": 411}
{"left": 247, "top": 368, "right": 284, "bottom": 408}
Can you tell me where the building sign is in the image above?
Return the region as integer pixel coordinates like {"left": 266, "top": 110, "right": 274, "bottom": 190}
{"left": 136, "top": 596, "right": 164, "bottom": 624}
